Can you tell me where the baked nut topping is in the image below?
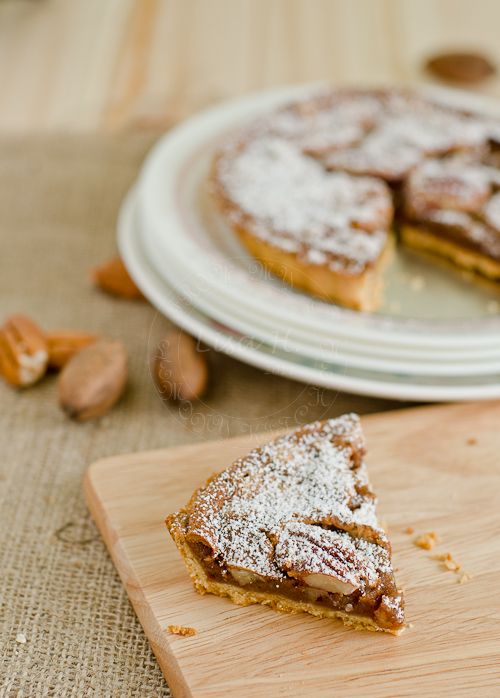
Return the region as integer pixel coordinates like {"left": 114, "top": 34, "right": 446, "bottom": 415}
{"left": 167, "top": 414, "right": 405, "bottom": 634}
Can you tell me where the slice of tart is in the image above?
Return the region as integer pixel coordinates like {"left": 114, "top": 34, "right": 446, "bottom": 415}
{"left": 209, "top": 136, "right": 394, "bottom": 311}
{"left": 166, "top": 414, "right": 405, "bottom": 634}
{"left": 401, "top": 157, "right": 500, "bottom": 280}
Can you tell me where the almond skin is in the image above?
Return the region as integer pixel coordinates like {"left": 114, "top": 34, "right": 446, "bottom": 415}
{"left": 0, "top": 314, "right": 49, "bottom": 387}
{"left": 47, "top": 331, "right": 99, "bottom": 370}
{"left": 91, "top": 257, "right": 144, "bottom": 300}
{"left": 155, "top": 330, "right": 208, "bottom": 402}
{"left": 58, "top": 339, "right": 128, "bottom": 420}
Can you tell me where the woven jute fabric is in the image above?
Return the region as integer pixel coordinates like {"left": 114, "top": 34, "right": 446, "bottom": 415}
{"left": 0, "top": 134, "right": 410, "bottom": 697}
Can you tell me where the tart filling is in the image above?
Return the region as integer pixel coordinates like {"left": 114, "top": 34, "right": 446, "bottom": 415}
{"left": 166, "top": 414, "right": 405, "bottom": 634}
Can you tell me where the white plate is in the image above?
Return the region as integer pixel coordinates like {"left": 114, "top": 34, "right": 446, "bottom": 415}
{"left": 136, "top": 82, "right": 500, "bottom": 360}
{"left": 118, "top": 187, "right": 500, "bottom": 401}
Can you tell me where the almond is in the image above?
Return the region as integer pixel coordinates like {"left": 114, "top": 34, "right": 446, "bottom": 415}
{"left": 47, "top": 331, "right": 99, "bottom": 370}
{"left": 91, "top": 257, "right": 144, "bottom": 300}
{"left": 426, "top": 52, "right": 495, "bottom": 83}
{"left": 155, "top": 330, "right": 208, "bottom": 402}
{"left": 0, "top": 314, "right": 49, "bottom": 387}
{"left": 58, "top": 339, "right": 127, "bottom": 420}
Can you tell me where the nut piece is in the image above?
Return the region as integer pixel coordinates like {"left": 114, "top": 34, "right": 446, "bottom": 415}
{"left": 92, "top": 257, "right": 144, "bottom": 300}
{"left": 426, "top": 52, "right": 495, "bottom": 83}
{"left": 58, "top": 339, "right": 127, "bottom": 420}
{"left": 303, "top": 573, "right": 358, "bottom": 596}
{"left": 155, "top": 330, "right": 208, "bottom": 402}
{"left": 47, "top": 331, "right": 98, "bottom": 370}
{"left": 0, "top": 314, "right": 49, "bottom": 387}
{"left": 230, "top": 568, "right": 266, "bottom": 586}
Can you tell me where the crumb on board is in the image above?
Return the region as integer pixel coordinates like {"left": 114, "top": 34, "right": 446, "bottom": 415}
{"left": 408, "top": 623, "right": 415, "bottom": 629}
{"left": 458, "top": 573, "right": 473, "bottom": 584}
{"left": 168, "top": 625, "right": 197, "bottom": 637}
{"left": 414, "top": 532, "right": 440, "bottom": 550}
{"left": 433, "top": 553, "right": 461, "bottom": 572}
{"left": 467, "top": 438, "right": 477, "bottom": 446}
{"left": 302, "top": 652, "right": 307, "bottom": 656}
{"left": 406, "top": 527, "right": 414, "bottom": 535}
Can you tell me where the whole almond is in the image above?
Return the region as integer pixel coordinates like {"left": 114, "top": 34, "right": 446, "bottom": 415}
{"left": 58, "top": 339, "right": 128, "bottom": 420}
{"left": 47, "top": 331, "right": 99, "bottom": 370}
{"left": 155, "top": 330, "right": 208, "bottom": 402}
{"left": 92, "top": 257, "right": 144, "bottom": 300}
{"left": 0, "top": 314, "right": 48, "bottom": 387}
{"left": 426, "top": 52, "right": 495, "bottom": 83}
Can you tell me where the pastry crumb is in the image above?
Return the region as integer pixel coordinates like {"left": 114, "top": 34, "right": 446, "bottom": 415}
{"left": 458, "top": 572, "right": 473, "bottom": 584}
{"left": 408, "top": 623, "right": 415, "bottom": 629}
{"left": 302, "top": 651, "right": 307, "bottom": 655}
{"left": 15, "top": 633, "right": 26, "bottom": 644}
{"left": 414, "top": 531, "right": 440, "bottom": 550}
{"left": 406, "top": 527, "right": 414, "bottom": 535}
{"left": 168, "top": 625, "right": 197, "bottom": 636}
{"left": 433, "top": 553, "right": 461, "bottom": 572}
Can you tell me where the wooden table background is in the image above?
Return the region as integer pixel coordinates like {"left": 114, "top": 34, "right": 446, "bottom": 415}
{"left": 3, "top": 0, "right": 500, "bottom": 134}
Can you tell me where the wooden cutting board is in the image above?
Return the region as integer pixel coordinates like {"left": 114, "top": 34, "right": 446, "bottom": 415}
{"left": 83, "top": 402, "right": 500, "bottom": 698}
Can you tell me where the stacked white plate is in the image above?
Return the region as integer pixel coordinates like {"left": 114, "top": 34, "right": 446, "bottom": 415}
{"left": 118, "top": 83, "right": 500, "bottom": 401}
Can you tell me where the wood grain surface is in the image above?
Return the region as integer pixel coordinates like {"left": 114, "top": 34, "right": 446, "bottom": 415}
{"left": 3, "top": 0, "right": 500, "bottom": 133}
{"left": 84, "top": 402, "right": 500, "bottom": 698}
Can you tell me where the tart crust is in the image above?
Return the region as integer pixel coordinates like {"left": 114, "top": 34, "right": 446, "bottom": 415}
{"left": 234, "top": 224, "right": 395, "bottom": 311}
{"left": 401, "top": 224, "right": 500, "bottom": 280}
{"left": 166, "top": 415, "right": 405, "bottom": 635}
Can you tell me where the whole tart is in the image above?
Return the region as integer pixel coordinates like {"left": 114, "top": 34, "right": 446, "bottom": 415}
{"left": 209, "top": 88, "right": 500, "bottom": 310}
{"left": 166, "top": 414, "right": 405, "bottom": 634}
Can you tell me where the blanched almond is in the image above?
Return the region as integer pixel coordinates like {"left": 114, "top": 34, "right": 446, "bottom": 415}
{"left": 304, "top": 573, "right": 358, "bottom": 596}
{"left": 155, "top": 330, "right": 208, "bottom": 402}
{"left": 0, "top": 314, "right": 48, "bottom": 387}
{"left": 58, "top": 339, "right": 127, "bottom": 420}
{"left": 47, "top": 331, "right": 98, "bottom": 370}
{"left": 92, "top": 257, "right": 144, "bottom": 300}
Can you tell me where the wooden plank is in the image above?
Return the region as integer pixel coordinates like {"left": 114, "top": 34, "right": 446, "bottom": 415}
{"left": 83, "top": 401, "right": 500, "bottom": 698}
{"left": 3, "top": 0, "right": 500, "bottom": 132}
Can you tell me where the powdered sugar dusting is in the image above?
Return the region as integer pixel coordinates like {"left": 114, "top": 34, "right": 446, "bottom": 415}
{"left": 216, "top": 137, "right": 392, "bottom": 274}
{"left": 186, "top": 415, "right": 390, "bottom": 590}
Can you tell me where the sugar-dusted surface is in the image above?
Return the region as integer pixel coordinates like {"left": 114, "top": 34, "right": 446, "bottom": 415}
{"left": 214, "top": 137, "right": 391, "bottom": 274}
{"left": 182, "top": 415, "right": 395, "bottom": 601}
{"left": 212, "top": 87, "right": 500, "bottom": 272}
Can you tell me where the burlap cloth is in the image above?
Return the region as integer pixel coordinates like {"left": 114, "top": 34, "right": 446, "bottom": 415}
{"left": 0, "top": 134, "right": 413, "bottom": 697}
